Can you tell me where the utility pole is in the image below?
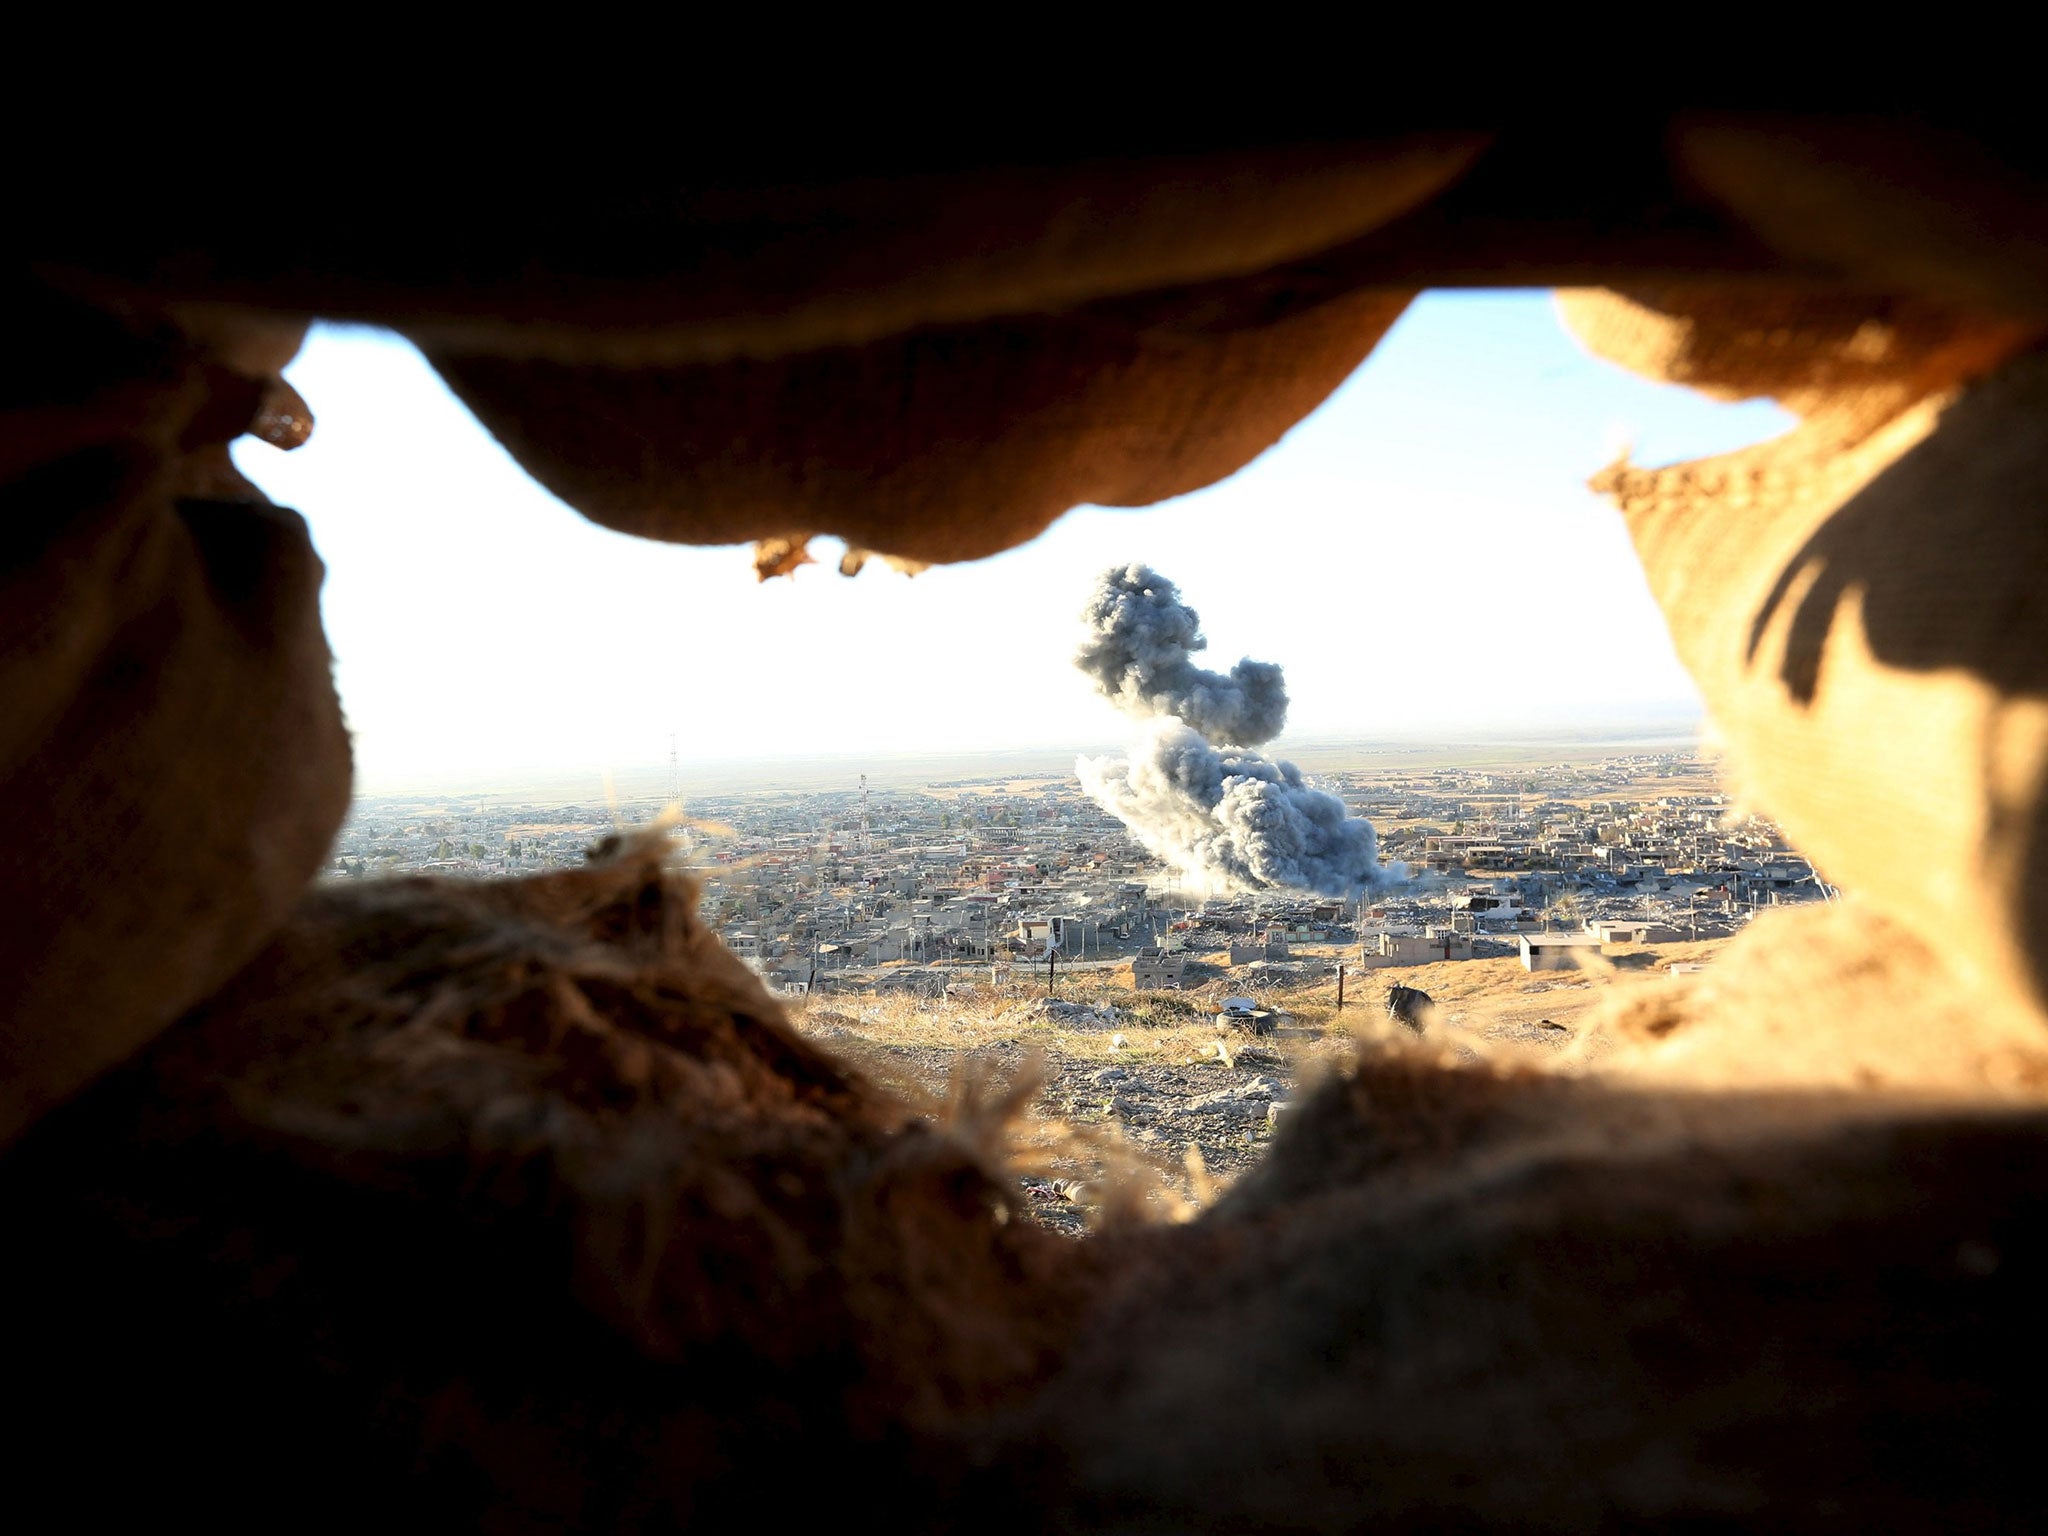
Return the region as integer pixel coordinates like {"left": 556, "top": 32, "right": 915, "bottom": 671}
{"left": 1336, "top": 963, "right": 1346, "bottom": 1013}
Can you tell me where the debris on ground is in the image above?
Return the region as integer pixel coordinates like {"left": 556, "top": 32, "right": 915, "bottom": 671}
{"left": 1005, "top": 997, "right": 1125, "bottom": 1030}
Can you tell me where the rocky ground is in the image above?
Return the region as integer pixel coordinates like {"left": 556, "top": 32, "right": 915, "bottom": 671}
{"left": 802, "top": 999, "right": 1315, "bottom": 1232}
{"left": 796, "top": 940, "right": 1728, "bottom": 1233}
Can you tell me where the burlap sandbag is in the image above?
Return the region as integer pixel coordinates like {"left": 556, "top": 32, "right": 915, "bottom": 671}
{"left": 1567, "top": 288, "right": 2048, "bottom": 1026}
{"left": 0, "top": 283, "right": 351, "bottom": 1146}
{"left": 371, "top": 147, "right": 1477, "bottom": 565}
{"left": 1674, "top": 117, "right": 2048, "bottom": 321}
{"left": 33, "top": 139, "right": 1482, "bottom": 364}
{"left": 1558, "top": 285, "right": 2036, "bottom": 445}
{"left": 31, "top": 141, "right": 1482, "bottom": 567}
{"left": 1010, "top": 999, "right": 2048, "bottom": 1531}
{"left": 1591, "top": 899, "right": 2048, "bottom": 1102}
{"left": 1, "top": 836, "right": 1098, "bottom": 1526}
{"left": 427, "top": 284, "right": 1415, "bottom": 565}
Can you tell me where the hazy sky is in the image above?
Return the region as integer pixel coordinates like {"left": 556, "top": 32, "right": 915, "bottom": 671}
{"left": 237, "top": 292, "right": 1791, "bottom": 794}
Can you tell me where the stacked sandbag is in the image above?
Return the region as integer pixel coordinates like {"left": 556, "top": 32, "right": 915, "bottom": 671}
{"left": 1566, "top": 287, "right": 2048, "bottom": 1028}
{"left": 411, "top": 146, "right": 1484, "bottom": 566}
{"left": 30, "top": 141, "right": 1488, "bottom": 569}
{"left": 0, "top": 280, "right": 350, "bottom": 1146}
{"left": 9, "top": 124, "right": 2048, "bottom": 1530}
{"left": 1012, "top": 1030, "right": 2048, "bottom": 1530}
{"left": 1, "top": 837, "right": 1097, "bottom": 1527}
{"left": 427, "top": 280, "right": 1417, "bottom": 567}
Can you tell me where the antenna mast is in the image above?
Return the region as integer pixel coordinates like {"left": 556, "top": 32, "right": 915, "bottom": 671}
{"left": 667, "top": 735, "right": 694, "bottom": 857}
{"left": 859, "top": 773, "right": 872, "bottom": 856}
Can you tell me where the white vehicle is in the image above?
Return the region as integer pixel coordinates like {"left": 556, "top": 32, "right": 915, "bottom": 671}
{"left": 1453, "top": 888, "right": 1527, "bottom": 923}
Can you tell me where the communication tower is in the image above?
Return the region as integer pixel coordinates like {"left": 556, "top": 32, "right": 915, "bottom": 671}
{"left": 859, "top": 773, "right": 872, "bottom": 856}
{"left": 667, "top": 735, "right": 694, "bottom": 856}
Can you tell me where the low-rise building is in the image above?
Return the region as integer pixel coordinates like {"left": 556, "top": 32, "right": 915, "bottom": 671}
{"left": 1365, "top": 929, "right": 1474, "bottom": 964}
{"left": 1588, "top": 919, "right": 1683, "bottom": 944}
{"left": 1133, "top": 948, "right": 1188, "bottom": 989}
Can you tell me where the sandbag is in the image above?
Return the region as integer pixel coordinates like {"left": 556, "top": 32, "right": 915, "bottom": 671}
{"left": 1675, "top": 117, "right": 2048, "bottom": 321}
{"left": 427, "top": 284, "right": 1414, "bottom": 565}
{"left": 0, "top": 838, "right": 1096, "bottom": 1528}
{"left": 0, "top": 283, "right": 350, "bottom": 1146}
{"left": 30, "top": 139, "right": 1482, "bottom": 363}
{"left": 33, "top": 145, "right": 1486, "bottom": 567}
{"left": 1591, "top": 898, "right": 2048, "bottom": 1101}
{"left": 1575, "top": 291, "right": 2048, "bottom": 1027}
{"left": 1557, "top": 285, "right": 2036, "bottom": 444}
{"left": 1015, "top": 1044, "right": 2048, "bottom": 1531}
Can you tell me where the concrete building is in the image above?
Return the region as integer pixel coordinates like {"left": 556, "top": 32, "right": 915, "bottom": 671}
{"left": 1229, "top": 931, "right": 1292, "bottom": 966}
{"left": 1588, "top": 919, "right": 1683, "bottom": 944}
{"left": 1366, "top": 929, "right": 1473, "bottom": 965}
{"left": 1423, "top": 926, "right": 1475, "bottom": 960}
{"left": 1133, "top": 948, "right": 1188, "bottom": 989}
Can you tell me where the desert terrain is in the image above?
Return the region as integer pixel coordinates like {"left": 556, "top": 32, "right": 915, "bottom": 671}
{"left": 795, "top": 938, "right": 1727, "bottom": 1233}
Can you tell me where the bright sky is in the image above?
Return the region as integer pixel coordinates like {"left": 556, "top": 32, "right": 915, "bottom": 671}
{"left": 237, "top": 291, "right": 1791, "bottom": 795}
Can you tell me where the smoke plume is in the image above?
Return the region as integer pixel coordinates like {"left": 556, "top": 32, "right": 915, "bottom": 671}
{"left": 1076, "top": 564, "right": 1289, "bottom": 746}
{"left": 1075, "top": 568, "right": 1402, "bottom": 899}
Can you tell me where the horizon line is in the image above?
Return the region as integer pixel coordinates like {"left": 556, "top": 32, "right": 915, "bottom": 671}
{"left": 348, "top": 718, "right": 1707, "bottom": 802}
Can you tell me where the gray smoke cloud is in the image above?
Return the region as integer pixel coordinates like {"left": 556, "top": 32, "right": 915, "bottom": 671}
{"left": 1076, "top": 564, "right": 1289, "bottom": 747}
{"left": 1075, "top": 568, "right": 1404, "bottom": 899}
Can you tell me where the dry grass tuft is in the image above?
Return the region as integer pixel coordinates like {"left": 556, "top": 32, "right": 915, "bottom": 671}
{"left": 784, "top": 940, "right": 1798, "bottom": 1223}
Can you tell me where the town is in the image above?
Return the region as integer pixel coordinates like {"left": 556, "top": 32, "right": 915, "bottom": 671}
{"left": 327, "top": 745, "right": 1826, "bottom": 1000}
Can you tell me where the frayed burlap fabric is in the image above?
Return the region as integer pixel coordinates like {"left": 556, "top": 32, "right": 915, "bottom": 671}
{"left": 1570, "top": 288, "right": 2048, "bottom": 1027}
{"left": 0, "top": 283, "right": 350, "bottom": 1145}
